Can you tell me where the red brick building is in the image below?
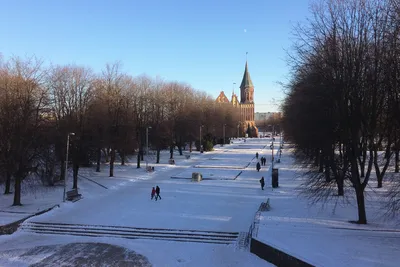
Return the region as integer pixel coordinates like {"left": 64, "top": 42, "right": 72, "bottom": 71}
{"left": 216, "top": 61, "right": 258, "bottom": 137}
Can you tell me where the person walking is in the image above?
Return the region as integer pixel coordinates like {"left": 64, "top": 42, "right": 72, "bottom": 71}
{"left": 155, "top": 185, "right": 162, "bottom": 201}
{"left": 256, "top": 152, "right": 259, "bottom": 159}
{"left": 260, "top": 176, "right": 265, "bottom": 190}
{"left": 256, "top": 162, "right": 261, "bottom": 172}
{"left": 151, "top": 187, "right": 156, "bottom": 200}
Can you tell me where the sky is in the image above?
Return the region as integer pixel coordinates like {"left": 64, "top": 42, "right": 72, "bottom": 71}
{"left": 0, "top": 0, "right": 311, "bottom": 112}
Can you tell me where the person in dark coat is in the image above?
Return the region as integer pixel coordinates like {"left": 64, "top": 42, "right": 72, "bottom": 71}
{"left": 256, "top": 152, "right": 259, "bottom": 159}
{"left": 151, "top": 187, "right": 156, "bottom": 200}
{"left": 155, "top": 185, "right": 162, "bottom": 201}
{"left": 260, "top": 176, "right": 265, "bottom": 190}
{"left": 256, "top": 162, "right": 261, "bottom": 172}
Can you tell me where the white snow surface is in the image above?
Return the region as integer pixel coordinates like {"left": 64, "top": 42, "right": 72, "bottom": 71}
{"left": 0, "top": 138, "right": 399, "bottom": 267}
{"left": 0, "top": 140, "right": 273, "bottom": 266}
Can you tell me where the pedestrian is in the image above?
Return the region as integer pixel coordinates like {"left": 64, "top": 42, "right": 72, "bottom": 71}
{"left": 261, "top": 157, "right": 264, "bottom": 166}
{"left": 263, "top": 157, "right": 266, "bottom": 165}
{"left": 256, "top": 152, "right": 259, "bottom": 159}
{"left": 256, "top": 162, "right": 261, "bottom": 172}
{"left": 151, "top": 187, "right": 156, "bottom": 200}
{"left": 155, "top": 185, "right": 162, "bottom": 201}
{"left": 260, "top": 176, "right": 265, "bottom": 190}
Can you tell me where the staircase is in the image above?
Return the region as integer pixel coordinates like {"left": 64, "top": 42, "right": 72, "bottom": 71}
{"left": 20, "top": 221, "right": 239, "bottom": 245}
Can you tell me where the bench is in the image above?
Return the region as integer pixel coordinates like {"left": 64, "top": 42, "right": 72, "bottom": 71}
{"left": 146, "top": 166, "right": 154, "bottom": 172}
{"left": 66, "top": 189, "right": 82, "bottom": 202}
{"left": 168, "top": 159, "right": 175, "bottom": 165}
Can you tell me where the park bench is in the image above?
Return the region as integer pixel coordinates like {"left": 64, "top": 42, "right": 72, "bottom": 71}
{"left": 146, "top": 166, "right": 154, "bottom": 172}
{"left": 66, "top": 189, "right": 82, "bottom": 202}
{"left": 168, "top": 159, "right": 175, "bottom": 165}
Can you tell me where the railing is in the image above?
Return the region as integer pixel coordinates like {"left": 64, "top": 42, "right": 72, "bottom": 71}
{"left": 246, "top": 203, "right": 264, "bottom": 247}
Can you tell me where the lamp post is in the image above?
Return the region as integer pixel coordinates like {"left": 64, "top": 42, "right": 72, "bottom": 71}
{"left": 63, "top": 132, "right": 75, "bottom": 202}
{"left": 271, "top": 140, "right": 274, "bottom": 170}
{"left": 199, "top": 125, "right": 203, "bottom": 152}
{"left": 146, "top": 126, "right": 152, "bottom": 168}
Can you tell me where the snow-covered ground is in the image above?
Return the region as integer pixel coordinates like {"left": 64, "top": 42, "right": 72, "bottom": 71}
{"left": 0, "top": 140, "right": 273, "bottom": 266}
{"left": 0, "top": 138, "right": 399, "bottom": 267}
{"left": 255, "top": 146, "right": 400, "bottom": 267}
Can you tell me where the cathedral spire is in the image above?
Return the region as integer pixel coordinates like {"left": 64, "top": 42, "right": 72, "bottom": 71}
{"left": 240, "top": 60, "right": 254, "bottom": 90}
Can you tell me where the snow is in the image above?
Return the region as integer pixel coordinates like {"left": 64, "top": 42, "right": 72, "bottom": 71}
{"left": 0, "top": 141, "right": 273, "bottom": 266}
{"left": 0, "top": 138, "right": 399, "bottom": 267}
{"left": 254, "top": 145, "right": 400, "bottom": 267}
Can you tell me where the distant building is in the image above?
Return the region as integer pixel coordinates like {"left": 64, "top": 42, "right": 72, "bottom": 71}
{"left": 255, "top": 112, "right": 282, "bottom": 121}
{"left": 216, "top": 61, "right": 258, "bottom": 137}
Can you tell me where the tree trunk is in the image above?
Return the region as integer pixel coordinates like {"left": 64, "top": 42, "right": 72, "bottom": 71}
{"left": 355, "top": 185, "right": 367, "bottom": 224}
{"left": 96, "top": 147, "right": 101, "bottom": 172}
{"left": 374, "top": 149, "right": 392, "bottom": 188}
{"left": 137, "top": 151, "right": 141, "bottom": 168}
{"left": 178, "top": 145, "right": 183, "bottom": 156}
{"left": 4, "top": 170, "right": 11, "bottom": 194}
{"left": 140, "top": 149, "right": 144, "bottom": 161}
{"left": 336, "top": 174, "right": 344, "bottom": 196}
{"left": 103, "top": 148, "right": 109, "bottom": 163}
{"left": 319, "top": 151, "right": 324, "bottom": 173}
{"left": 314, "top": 148, "right": 320, "bottom": 167}
{"left": 170, "top": 145, "right": 174, "bottom": 159}
{"left": 109, "top": 148, "right": 115, "bottom": 177}
{"left": 395, "top": 150, "right": 399, "bottom": 173}
{"left": 189, "top": 141, "right": 193, "bottom": 153}
{"left": 12, "top": 174, "right": 22, "bottom": 206}
{"left": 60, "top": 159, "right": 66, "bottom": 180}
{"left": 156, "top": 149, "right": 160, "bottom": 164}
{"left": 358, "top": 147, "right": 366, "bottom": 178}
{"left": 73, "top": 163, "right": 79, "bottom": 189}
{"left": 324, "top": 155, "right": 330, "bottom": 182}
{"left": 120, "top": 150, "right": 125, "bottom": 165}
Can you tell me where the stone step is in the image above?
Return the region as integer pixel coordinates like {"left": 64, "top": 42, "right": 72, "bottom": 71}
{"left": 21, "top": 221, "right": 239, "bottom": 245}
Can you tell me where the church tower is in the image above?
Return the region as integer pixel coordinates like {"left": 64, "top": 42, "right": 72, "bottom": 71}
{"left": 240, "top": 61, "right": 254, "bottom": 104}
{"left": 239, "top": 61, "right": 255, "bottom": 123}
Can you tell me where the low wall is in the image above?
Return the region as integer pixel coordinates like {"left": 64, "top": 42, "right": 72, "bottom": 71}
{"left": 250, "top": 238, "right": 315, "bottom": 267}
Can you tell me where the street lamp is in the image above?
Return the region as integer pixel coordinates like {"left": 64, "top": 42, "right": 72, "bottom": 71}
{"left": 146, "top": 126, "right": 152, "bottom": 168}
{"left": 63, "top": 132, "right": 75, "bottom": 202}
{"left": 199, "top": 125, "right": 204, "bottom": 152}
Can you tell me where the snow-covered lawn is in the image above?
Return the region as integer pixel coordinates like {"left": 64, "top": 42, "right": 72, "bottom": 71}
{"left": 0, "top": 137, "right": 399, "bottom": 267}
{"left": 255, "top": 146, "right": 400, "bottom": 267}
{"left": 0, "top": 140, "right": 274, "bottom": 266}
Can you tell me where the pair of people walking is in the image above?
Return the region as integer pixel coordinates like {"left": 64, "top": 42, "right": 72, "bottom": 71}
{"left": 260, "top": 157, "right": 266, "bottom": 166}
{"left": 151, "top": 186, "right": 162, "bottom": 201}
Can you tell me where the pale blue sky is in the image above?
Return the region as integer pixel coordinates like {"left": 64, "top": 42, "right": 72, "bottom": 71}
{"left": 0, "top": 0, "right": 311, "bottom": 112}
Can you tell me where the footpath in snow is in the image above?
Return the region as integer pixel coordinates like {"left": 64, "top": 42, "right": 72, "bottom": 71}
{"left": 0, "top": 139, "right": 274, "bottom": 267}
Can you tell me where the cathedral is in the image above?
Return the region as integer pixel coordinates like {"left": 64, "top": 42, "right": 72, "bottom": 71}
{"left": 215, "top": 61, "right": 258, "bottom": 137}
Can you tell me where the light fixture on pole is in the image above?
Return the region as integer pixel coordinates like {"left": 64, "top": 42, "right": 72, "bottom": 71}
{"left": 63, "top": 132, "right": 75, "bottom": 202}
{"left": 146, "top": 126, "right": 152, "bottom": 168}
{"left": 200, "top": 125, "right": 204, "bottom": 152}
{"left": 222, "top": 124, "right": 226, "bottom": 146}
